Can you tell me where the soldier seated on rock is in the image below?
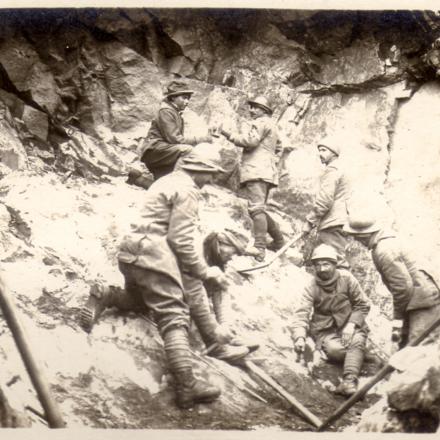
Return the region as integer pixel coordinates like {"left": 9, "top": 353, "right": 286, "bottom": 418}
{"left": 343, "top": 216, "right": 440, "bottom": 349}
{"left": 140, "top": 80, "right": 214, "bottom": 181}
{"left": 291, "top": 244, "right": 370, "bottom": 397}
{"left": 220, "top": 95, "right": 285, "bottom": 262}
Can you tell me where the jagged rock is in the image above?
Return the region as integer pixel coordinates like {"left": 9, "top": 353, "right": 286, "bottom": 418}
{"left": 0, "top": 35, "right": 60, "bottom": 114}
{"left": 386, "top": 82, "right": 440, "bottom": 282}
{"left": 0, "top": 101, "right": 28, "bottom": 171}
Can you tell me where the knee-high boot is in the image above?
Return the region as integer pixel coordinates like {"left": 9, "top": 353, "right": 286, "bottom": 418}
{"left": 266, "top": 213, "right": 285, "bottom": 251}
{"left": 163, "top": 326, "right": 220, "bottom": 409}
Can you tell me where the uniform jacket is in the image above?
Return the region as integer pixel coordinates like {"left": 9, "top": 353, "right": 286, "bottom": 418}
{"left": 118, "top": 170, "right": 209, "bottom": 288}
{"left": 369, "top": 230, "right": 440, "bottom": 319}
{"left": 142, "top": 101, "right": 204, "bottom": 153}
{"left": 229, "top": 115, "right": 280, "bottom": 186}
{"left": 306, "top": 158, "right": 350, "bottom": 231}
{"left": 291, "top": 270, "right": 370, "bottom": 342}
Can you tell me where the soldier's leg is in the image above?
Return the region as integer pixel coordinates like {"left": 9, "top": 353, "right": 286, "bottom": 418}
{"left": 266, "top": 213, "right": 285, "bottom": 251}
{"left": 119, "top": 262, "right": 220, "bottom": 409}
{"left": 407, "top": 303, "right": 440, "bottom": 346}
{"left": 182, "top": 273, "right": 249, "bottom": 364}
{"left": 79, "top": 283, "right": 147, "bottom": 333}
{"left": 317, "top": 226, "right": 350, "bottom": 269}
{"left": 242, "top": 180, "right": 268, "bottom": 262}
{"left": 342, "top": 329, "right": 366, "bottom": 379}
{"left": 142, "top": 143, "right": 192, "bottom": 180}
{"left": 337, "top": 329, "right": 366, "bottom": 397}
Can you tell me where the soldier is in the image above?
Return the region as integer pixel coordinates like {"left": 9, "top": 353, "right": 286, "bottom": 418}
{"left": 303, "top": 137, "right": 351, "bottom": 268}
{"left": 80, "top": 227, "right": 253, "bottom": 363}
{"left": 141, "top": 81, "right": 213, "bottom": 180}
{"left": 220, "top": 96, "right": 285, "bottom": 262}
{"left": 343, "top": 217, "right": 440, "bottom": 348}
{"left": 291, "top": 244, "right": 370, "bottom": 397}
{"left": 82, "top": 149, "right": 251, "bottom": 410}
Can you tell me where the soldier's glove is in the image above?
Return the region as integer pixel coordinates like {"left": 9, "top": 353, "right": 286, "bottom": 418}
{"left": 391, "top": 319, "right": 403, "bottom": 343}
{"left": 205, "top": 266, "right": 228, "bottom": 289}
{"left": 294, "top": 337, "right": 306, "bottom": 362}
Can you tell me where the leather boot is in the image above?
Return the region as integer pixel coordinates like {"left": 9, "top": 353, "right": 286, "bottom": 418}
{"left": 206, "top": 343, "right": 250, "bottom": 365}
{"left": 79, "top": 283, "right": 144, "bottom": 333}
{"left": 250, "top": 212, "right": 267, "bottom": 262}
{"left": 173, "top": 369, "right": 221, "bottom": 409}
{"left": 334, "top": 374, "right": 358, "bottom": 397}
{"left": 164, "top": 327, "right": 220, "bottom": 409}
{"left": 79, "top": 284, "right": 119, "bottom": 333}
{"left": 266, "top": 214, "right": 285, "bottom": 251}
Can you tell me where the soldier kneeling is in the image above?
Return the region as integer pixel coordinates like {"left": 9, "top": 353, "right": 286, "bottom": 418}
{"left": 291, "top": 244, "right": 370, "bottom": 397}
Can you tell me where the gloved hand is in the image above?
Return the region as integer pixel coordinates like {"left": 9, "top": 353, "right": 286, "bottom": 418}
{"left": 391, "top": 319, "right": 403, "bottom": 344}
{"left": 341, "top": 322, "right": 355, "bottom": 347}
{"left": 214, "top": 323, "right": 233, "bottom": 345}
{"left": 205, "top": 266, "right": 228, "bottom": 288}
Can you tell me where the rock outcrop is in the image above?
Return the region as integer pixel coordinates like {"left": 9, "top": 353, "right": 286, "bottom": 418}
{"left": 0, "top": 8, "right": 439, "bottom": 431}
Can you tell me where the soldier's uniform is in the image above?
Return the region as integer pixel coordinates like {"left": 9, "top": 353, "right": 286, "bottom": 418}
{"left": 291, "top": 244, "right": 370, "bottom": 396}
{"left": 141, "top": 81, "right": 210, "bottom": 180}
{"left": 306, "top": 138, "right": 351, "bottom": 268}
{"left": 223, "top": 96, "right": 284, "bottom": 261}
{"left": 344, "top": 220, "right": 440, "bottom": 347}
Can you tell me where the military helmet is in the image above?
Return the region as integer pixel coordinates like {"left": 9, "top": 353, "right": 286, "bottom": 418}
{"left": 247, "top": 96, "right": 273, "bottom": 115}
{"left": 179, "top": 150, "right": 225, "bottom": 173}
{"left": 310, "top": 244, "right": 338, "bottom": 263}
{"left": 317, "top": 136, "right": 341, "bottom": 157}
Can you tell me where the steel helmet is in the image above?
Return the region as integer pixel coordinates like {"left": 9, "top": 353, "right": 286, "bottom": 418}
{"left": 310, "top": 244, "right": 338, "bottom": 263}
{"left": 247, "top": 96, "right": 273, "bottom": 115}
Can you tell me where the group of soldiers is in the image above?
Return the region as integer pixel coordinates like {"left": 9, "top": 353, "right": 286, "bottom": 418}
{"left": 79, "top": 80, "right": 440, "bottom": 410}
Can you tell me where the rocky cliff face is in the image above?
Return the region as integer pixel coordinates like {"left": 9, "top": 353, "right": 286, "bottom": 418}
{"left": 0, "top": 8, "right": 439, "bottom": 432}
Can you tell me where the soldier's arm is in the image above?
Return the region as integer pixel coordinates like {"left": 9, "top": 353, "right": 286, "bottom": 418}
{"left": 305, "top": 167, "right": 339, "bottom": 227}
{"left": 346, "top": 274, "right": 371, "bottom": 327}
{"left": 167, "top": 188, "right": 209, "bottom": 280}
{"left": 374, "top": 250, "right": 413, "bottom": 320}
{"left": 291, "top": 284, "right": 315, "bottom": 341}
{"left": 229, "top": 120, "right": 268, "bottom": 150}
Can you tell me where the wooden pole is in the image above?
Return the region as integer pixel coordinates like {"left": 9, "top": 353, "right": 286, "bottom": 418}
{"left": 245, "top": 360, "right": 322, "bottom": 428}
{"left": 318, "top": 314, "right": 440, "bottom": 431}
{"left": 0, "top": 281, "right": 65, "bottom": 428}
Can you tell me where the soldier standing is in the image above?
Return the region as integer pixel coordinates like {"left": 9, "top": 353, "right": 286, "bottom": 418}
{"left": 220, "top": 96, "right": 285, "bottom": 262}
{"left": 303, "top": 137, "right": 351, "bottom": 268}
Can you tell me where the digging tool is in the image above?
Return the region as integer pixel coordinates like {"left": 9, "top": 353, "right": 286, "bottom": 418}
{"left": 0, "top": 280, "right": 65, "bottom": 428}
{"left": 317, "top": 313, "right": 440, "bottom": 431}
{"left": 238, "top": 232, "right": 306, "bottom": 274}
{"left": 244, "top": 360, "right": 322, "bottom": 428}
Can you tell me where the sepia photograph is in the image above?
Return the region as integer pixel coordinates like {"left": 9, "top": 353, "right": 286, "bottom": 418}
{"left": 0, "top": 1, "right": 439, "bottom": 438}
